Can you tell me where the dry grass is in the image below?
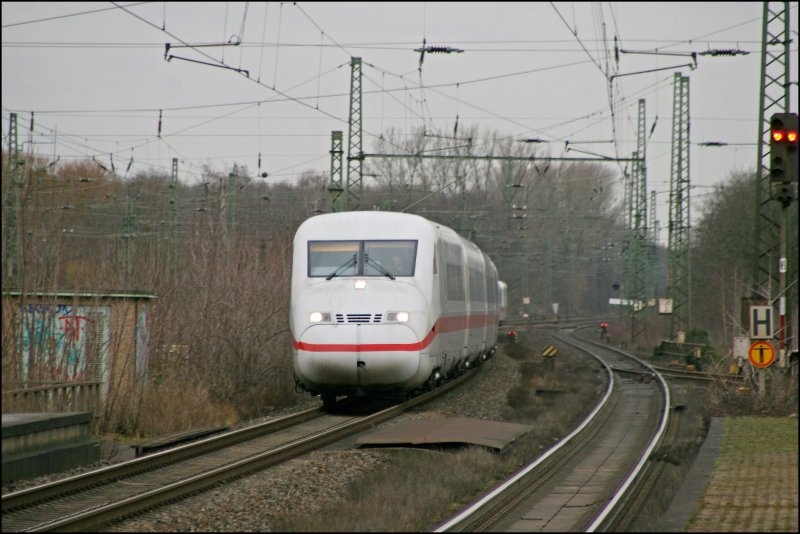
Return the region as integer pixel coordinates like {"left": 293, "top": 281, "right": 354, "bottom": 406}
{"left": 703, "top": 359, "right": 798, "bottom": 417}
{"left": 633, "top": 350, "right": 798, "bottom": 532}
{"left": 686, "top": 417, "right": 798, "bottom": 532}
{"left": 129, "top": 372, "right": 239, "bottom": 437}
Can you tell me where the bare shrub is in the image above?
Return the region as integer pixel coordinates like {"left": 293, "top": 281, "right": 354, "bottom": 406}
{"left": 136, "top": 223, "right": 298, "bottom": 426}
{"left": 3, "top": 152, "right": 322, "bottom": 434}
{"left": 133, "top": 371, "right": 238, "bottom": 437}
{"left": 705, "top": 368, "right": 798, "bottom": 417}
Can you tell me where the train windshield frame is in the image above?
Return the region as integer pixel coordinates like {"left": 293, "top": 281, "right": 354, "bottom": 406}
{"left": 308, "top": 240, "right": 417, "bottom": 278}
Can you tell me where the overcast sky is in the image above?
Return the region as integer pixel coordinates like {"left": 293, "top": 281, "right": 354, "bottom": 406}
{"left": 2, "top": 2, "right": 798, "bottom": 231}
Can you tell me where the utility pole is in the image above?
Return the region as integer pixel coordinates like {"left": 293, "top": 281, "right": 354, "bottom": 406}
{"left": 221, "top": 163, "right": 238, "bottom": 250}
{"left": 455, "top": 141, "right": 471, "bottom": 239}
{"left": 346, "top": 57, "right": 363, "bottom": 211}
{"left": 3, "top": 112, "right": 21, "bottom": 286}
{"left": 170, "top": 157, "right": 179, "bottom": 279}
{"left": 505, "top": 160, "right": 530, "bottom": 317}
{"left": 622, "top": 166, "right": 632, "bottom": 327}
{"left": 752, "top": 2, "right": 794, "bottom": 377}
{"left": 328, "top": 130, "right": 344, "bottom": 212}
{"left": 122, "top": 184, "right": 137, "bottom": 287}
{"left": 752, "top": 1, "right": 791, "bottom": 301}
{"left": 228, "top": 164, "right": 238, "bottom": 234}
{"left": 668, "top": 73, "right": 691, "bottom": 338}
{"left": 631, "top": 98, "right": 648, "bottom": 344}
{"left": 649, "top": 189, "right": 660, "bottom": 308}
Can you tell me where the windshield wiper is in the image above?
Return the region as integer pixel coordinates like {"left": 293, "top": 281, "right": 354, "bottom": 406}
{"left": 326, "top": 255, "right": 357, "bottom": 280}
{"left": 364, "top": 254, "right": 396, "bottom": 280}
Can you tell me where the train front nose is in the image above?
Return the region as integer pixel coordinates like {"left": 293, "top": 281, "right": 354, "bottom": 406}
{"left": 294, "top": 324, "right": 423, "bottom": 390}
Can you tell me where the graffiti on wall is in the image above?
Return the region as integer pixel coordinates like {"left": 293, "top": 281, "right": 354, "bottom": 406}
{"left": 17, "top": 303, "right": 111, "bottom": 383}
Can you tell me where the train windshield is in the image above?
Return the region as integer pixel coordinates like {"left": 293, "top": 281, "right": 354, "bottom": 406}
{"left": 308, "top": 240, "right": 417, "bottom": 278}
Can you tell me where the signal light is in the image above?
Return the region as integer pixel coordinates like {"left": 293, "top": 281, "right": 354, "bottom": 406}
{"left": 769, "top": 112, "right": 798, "bottom": 206}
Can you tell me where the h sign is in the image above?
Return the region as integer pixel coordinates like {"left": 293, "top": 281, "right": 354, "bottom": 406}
{"left": 750, "top": 306, "right": 773, "bottom": 339}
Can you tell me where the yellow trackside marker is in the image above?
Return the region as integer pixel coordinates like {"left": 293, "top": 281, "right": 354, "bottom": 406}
{"left": 542, "top": 345, "right": 557, "bottom": 358}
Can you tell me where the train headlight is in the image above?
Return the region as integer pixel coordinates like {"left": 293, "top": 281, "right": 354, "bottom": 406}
{"left": 354, "top": 279, "right": 367, "bottom": 290}
{"left": 387, "top": 311, "right": 409, "bottom": 323}
{"left": 309, "top": 312, "right": 331, "bottom": 323}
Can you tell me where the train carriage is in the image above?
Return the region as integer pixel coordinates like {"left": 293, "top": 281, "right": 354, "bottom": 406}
{"left": 290, "top": 211, "right": 502, "bottom": 405}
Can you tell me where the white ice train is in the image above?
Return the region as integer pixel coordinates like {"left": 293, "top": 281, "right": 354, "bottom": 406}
{"left": 290, "top": 211, "right": 504, "bottom": 406}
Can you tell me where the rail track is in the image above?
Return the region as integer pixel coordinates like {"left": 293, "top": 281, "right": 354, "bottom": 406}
{"left": 648, "top": 363, "right": 743, "bottom": 382}
{"left": 435, "top": 325, "right": 672, "bottom": 532}
{"left": 2, "top": 368, "right": 479, "bottom": 532}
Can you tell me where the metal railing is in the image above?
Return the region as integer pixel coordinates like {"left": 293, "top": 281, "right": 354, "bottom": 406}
{"left": 2, "top": 381, "right": 102, "bottom": 414}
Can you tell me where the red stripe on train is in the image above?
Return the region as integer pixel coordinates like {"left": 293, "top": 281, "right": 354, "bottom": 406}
{"left": 293, "top": 314, "right": 496, "bottom": 353}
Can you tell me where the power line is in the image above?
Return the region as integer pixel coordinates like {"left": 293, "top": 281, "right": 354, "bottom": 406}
{"left": 1, "top": 40, "right": 766, "bottom": 52}
{"left": 1, "top": 2, "right": 150, "bottom": 28}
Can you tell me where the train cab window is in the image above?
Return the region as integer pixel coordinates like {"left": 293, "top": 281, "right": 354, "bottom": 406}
{"left": 308, "top": 241, "right": 359, "bottom": 277}
{"left": 363, "top": 240, "right": 416, "bottom": 277}
{"left": 308, "top": 240, "right": 417, "bottom": 278}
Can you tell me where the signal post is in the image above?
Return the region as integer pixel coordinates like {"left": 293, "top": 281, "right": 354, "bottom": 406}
{"left": 748, "top": 304, "right": 775, "bottom": 399}
{"left": 769, "top": 113, "right": 798, "bottom": 370}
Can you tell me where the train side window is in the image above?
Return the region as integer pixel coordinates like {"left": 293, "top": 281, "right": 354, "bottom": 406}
{"left": 469, "top": 263, "right": 485, "bottom": 303}
{"left": 445, "top": 241, "right": 465, "bottom": 301}
{"left": 433, "top": 244, "right": 438, "bottom": 274}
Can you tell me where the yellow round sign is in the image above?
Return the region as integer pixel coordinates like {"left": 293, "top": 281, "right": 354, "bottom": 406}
{"left": 748, "top": 341, "right": 775, "bottom": 368}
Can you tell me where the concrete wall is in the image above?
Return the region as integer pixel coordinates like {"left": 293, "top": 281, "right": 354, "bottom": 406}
{"left": 2, "top": 291, "right": 156, "bottom": 421}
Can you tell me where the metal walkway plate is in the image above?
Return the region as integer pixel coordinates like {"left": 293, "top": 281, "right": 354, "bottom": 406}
{"left": 356, "top": 417, "right": 533, "bottom": 450}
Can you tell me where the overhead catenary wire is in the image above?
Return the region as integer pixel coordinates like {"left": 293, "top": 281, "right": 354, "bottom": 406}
{"left": 0, "top": 2, "right": 151, "bottom": 28}
{"left": 550, "top": 1, "right": 606, "bottom": 77}
{"left": 5, "top": 3, "right": 769, "bottom": 188}
{"left": 272, "top": 2, "right": 283, "bottom": 88}
{"left": 2, "top": 40, "right": 766, "bottom": 52}
{"left": 257, "top": 2, "right": 269, "bottom": 83}
{"left": 231, "top": 1, "right": 249, "bottom": 70}
{"left": 0, "top": 62, "right": 678, "bottom": 182}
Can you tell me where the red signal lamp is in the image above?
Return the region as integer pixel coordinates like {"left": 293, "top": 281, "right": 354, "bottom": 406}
{"left": 772, "top": 129, "right": 785, "bottom": 142}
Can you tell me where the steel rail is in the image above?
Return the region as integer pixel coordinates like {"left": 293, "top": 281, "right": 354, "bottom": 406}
{"left": 576, "top": 331, "right": 671, "bottom": 532}
{"left": 4, "top": 369, "right": 477, "bottom": 532}
{"left": 434, "top": 329, "right": 617, "bottom": 532}
{"left": 435, "top": 326, "right": 672, "bottom": 532}
{"left": 2, "top": 407, "right": 322, "bottom": 513}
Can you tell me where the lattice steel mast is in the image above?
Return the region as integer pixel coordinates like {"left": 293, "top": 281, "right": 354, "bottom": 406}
{"left": 346, "top": 57, "right": 363, "bottom": 210}
{"left": 328, "top": 131, "right": 344, "bottom": 212}
{"left": 630, "top": 99, "right": 648, "bottom": 343}
{"left": 3, "top": 112, "right": 21, "bottom": 285}
{"left": 668, "top": 73, "right": 691, "bottom": 338}
{"left": 752, "top": 1, "right": 791, "bottom": 300}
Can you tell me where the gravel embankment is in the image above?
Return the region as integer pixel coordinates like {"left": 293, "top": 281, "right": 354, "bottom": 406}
{"left": 7, "top": 328, "right": 706, "bottom": 532}
{"left": 108, "top": 341, "right": 523, "bottom": 531}
{"left": 3, "top": 333, "right": 529, "bottom": 531}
